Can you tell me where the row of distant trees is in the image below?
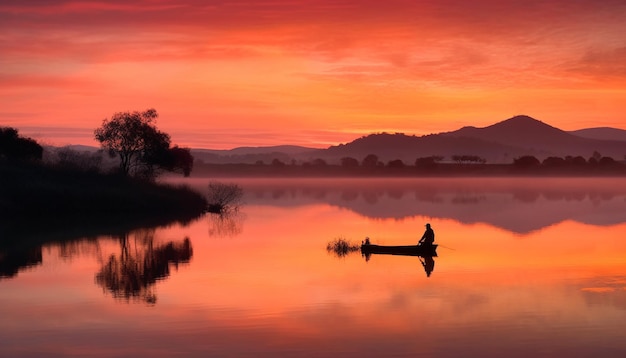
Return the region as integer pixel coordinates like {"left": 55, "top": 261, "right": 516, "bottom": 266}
{"left": 264, "top": 154, "right": 488, "bottom": 168}
{"left": 266, "top": 154, "right": 439, "bottom": 168}
{"left": 1, "top": 108, "right": 194, "bottom": 180}
{"left": 4, "top": 112, "right": 625, "bottom": 176}
{"left": 262, "top": 152, "right": 624, "bottom": 169}
{"left": 513, "top": 154, "right": 621, "bottom": 168}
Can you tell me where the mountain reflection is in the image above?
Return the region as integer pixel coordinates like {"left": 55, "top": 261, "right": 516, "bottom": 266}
{"left": 241, "top": 178, "right": 626, "bottom": 233}
{"left": 95, "top": 230, "right": 192, "bottom": 304}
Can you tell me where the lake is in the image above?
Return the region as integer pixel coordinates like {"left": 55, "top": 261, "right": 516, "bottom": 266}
{"left": 2, "top": 177, "right": 626, "bottom": 357}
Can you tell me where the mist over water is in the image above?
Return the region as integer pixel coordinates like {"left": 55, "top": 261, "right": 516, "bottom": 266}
{"left": 214, "top": 177, "right": 626, "bottom": 233}
{"left": 2, "top": 177, "right": 626, "bottom": 357}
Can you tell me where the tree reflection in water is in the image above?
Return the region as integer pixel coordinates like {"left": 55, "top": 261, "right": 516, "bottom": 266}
{"left": 207, "top": 210, "right": 245, "bottom": 238}
{"left": 95, "top": 229, "right": 192, "bottom": 304}
{"left": 0, "top": 248, "right": 42, "bottom": 279}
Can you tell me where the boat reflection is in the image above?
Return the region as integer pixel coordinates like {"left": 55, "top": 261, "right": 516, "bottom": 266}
{"left": 361, "top": 242, "right": 437, "bottom": 277}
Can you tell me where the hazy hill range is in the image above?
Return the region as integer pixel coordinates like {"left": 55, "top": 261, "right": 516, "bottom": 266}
{"left": 47, "top": 115, "right": 625, "bottom": 165}
{"left": 191, "top": 145, "right": 318, "bottom": 164}
{"left": 568, "top": 127, "right": 626, "bottom": 141}
{"left": 318, "top": 115, "right": 626, "bottom": 164}
{"left": 320, "top": 132, "right": 519, "bottom": 164}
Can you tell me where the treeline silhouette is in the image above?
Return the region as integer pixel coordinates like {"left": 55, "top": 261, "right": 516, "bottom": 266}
{"left": 192, "top": 152, "right": 626, "bottom": 177}
{"left": 1, "top": 119, "right": 207, "bottom": 239}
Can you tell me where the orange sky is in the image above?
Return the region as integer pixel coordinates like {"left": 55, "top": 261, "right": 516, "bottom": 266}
{"left": 1, "top": 0, "right": 625, "bottom": 149}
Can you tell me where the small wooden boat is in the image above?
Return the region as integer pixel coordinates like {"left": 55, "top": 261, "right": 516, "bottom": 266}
{"left": 361, "top": 243, "right": 438, "bottom": 257}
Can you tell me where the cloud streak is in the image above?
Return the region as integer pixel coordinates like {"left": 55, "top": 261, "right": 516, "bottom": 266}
{"left": 1, "top": 0, "right": 625, "bottom": 148}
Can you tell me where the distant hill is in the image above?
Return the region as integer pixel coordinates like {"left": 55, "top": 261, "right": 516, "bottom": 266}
{"left": 569, "top": 127, "right": 626, "bottom": 141}
{"left": 41, "top": 116, "right": 626, "bottom": 165}
{"left": 320, "top": 132, "right": 521, "bottom": 164}
{"left": 442, "top": 115, "right": 626, "bottom": 161}
{"left": 191, "top": 145, "right": 319, "bottom": 164}
{"left": 316, "top": 115, "right": 626, "bottom": 164}
{"left": 444, "top": 115, "right": 577, "bottom": 151}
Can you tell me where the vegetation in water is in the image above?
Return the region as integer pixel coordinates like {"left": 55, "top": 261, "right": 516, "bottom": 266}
{"left": 206, "top": 181, "right": 244, "bottom": 214}
{"left": 326, "top": 237, "right": 361, "bottom": 258}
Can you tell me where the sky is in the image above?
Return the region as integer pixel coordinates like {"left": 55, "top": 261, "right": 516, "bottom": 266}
{"left": 1, "top": 0, "right": 625, "bottom": 149}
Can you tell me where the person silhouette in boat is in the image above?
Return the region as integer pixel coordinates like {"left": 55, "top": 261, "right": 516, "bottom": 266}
{"left": 418, "top": 223, "right": 435, "bottom": 248}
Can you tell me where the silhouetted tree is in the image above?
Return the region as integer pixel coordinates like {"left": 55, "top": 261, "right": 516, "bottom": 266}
{"left": 565, "top": 155, "right": 587, "bottom": 166}
{"left": 387, "top": 159, "right": 405, "bottom": 168}
{"left": 0, "top": 127, "right": 43, "bottom": 162}
{"left": 592, "top": 151, "right": 602, "bottom": 161}
{"left": 542, "top": 156, "right": 566, "bottom": 167}
{"left": 599, "top": 156, "right": 617, "bottom": 167}
{"left": 312, "top": 158, "right": 327, "bottom": 167}
{"left": 340, "top": 157, "right": 359, "bottom": 168}
{"left": 162, "top": 146, "right": 193, "bottom": 177}
{"left": 271, "top": 158, "right": 285, "bottom": 167}
{"left": 362, "top": 154, "right": 379, "bottom": 168}
{"left": 415, "top": 156, "right": 443, "bottom": 169}
{"left": 513, "top": 155, "right": 541, "bottom": 168}
{"left": 94, "top": 109, "right": 171, "bottom": 177}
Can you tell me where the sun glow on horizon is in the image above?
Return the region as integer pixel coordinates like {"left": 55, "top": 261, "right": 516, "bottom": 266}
{"left": 1, "top": 0, "right": 625, "bottom": 148}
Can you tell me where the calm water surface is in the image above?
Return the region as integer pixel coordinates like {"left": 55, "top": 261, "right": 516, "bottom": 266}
{"left": 2, "top": 178, "right": 626, "bottom": 357}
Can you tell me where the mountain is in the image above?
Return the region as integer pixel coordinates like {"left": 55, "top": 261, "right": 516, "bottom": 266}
{"left": 321, "top": 132, "right": 520, "bottom": 163}
{"left": 569, "top": 127, "right": 626, "bottom": 141}
{"left": 442, "top": 115, "right": 626, "bottom": 160}
{"left": 318, "top": 115, "right": 626, "bottom": 164}
{"left": 444, "top": 115, "right": 577, "bottom": 150}
{"left": 41, "top": 116, "right": 625, "bottom": 165}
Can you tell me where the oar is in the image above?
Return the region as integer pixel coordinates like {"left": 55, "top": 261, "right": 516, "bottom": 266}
{"left": 437, "top": 244, "right": 456, "bottom": 251}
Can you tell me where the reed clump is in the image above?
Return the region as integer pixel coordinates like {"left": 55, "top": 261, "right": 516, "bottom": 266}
{"left": 326, "top": 237, "right": 360, "bottom": 258}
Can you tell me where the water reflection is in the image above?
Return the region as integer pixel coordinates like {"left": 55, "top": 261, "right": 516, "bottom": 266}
{"left": 239, "top": 178, "right": 626, "bottom": 233}
{"left": 207, "top": 210, "right": 245, "bottom": 238}
{"left": 0, "top": 247, "right": 42, "bottom": 279}
{"left": 361, "top": 248, "right": 437, "bottom": 278}
{"left": 3, "top": 178, "right": 626, "bottom": 357}
{"left": 326, "top": 238, "right": 437, "bottom": 278}
{"left": 0, "top": 222, "right": 195, "bottom": 305}
{"left": 95, "top": 230, "right": 192, "bottom": 304}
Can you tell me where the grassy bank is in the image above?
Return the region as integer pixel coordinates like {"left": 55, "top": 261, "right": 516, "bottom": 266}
{"left": 0, "top": 162, "right": 208, "bottom": 243}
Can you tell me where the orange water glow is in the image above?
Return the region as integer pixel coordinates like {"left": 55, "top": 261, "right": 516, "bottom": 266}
{"left": 2, "top": 183, "right": 626, "bottom": 355}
